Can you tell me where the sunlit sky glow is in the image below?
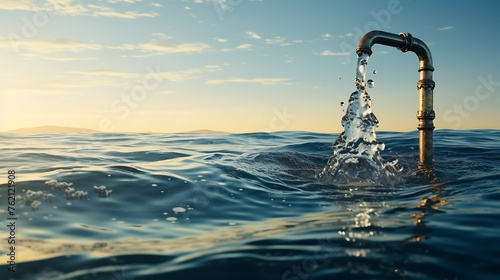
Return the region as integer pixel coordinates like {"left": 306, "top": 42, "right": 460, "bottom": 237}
{"left": 1, "top": 0, "right": 499, "bottom": 133}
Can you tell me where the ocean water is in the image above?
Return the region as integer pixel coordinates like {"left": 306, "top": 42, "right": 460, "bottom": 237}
{"left": 1, "top": 130, "right": 499, "bottom": 280}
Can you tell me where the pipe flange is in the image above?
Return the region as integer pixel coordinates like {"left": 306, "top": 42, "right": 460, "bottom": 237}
{"left": 417, "top": 110, "right": 436, "bottom": 120}
{"left": 417, "top": 80, "right": 436, "bottom": 90}
{"left": 398, "top": 33, "right": 413, "bottom": 52}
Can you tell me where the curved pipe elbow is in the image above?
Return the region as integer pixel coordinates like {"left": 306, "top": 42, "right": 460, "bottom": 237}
{"left": 356, "top": 30, "right": 433, "bottom": 72}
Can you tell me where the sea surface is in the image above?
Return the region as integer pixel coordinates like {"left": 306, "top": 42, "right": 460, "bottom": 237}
{"left": 1, "top": 130, "right": 499, "bottom": 280}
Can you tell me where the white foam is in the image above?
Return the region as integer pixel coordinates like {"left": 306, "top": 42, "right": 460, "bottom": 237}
{"left": 30, "top": 200, "right": 42, "bottom": 210}
{"left": 172, "top": 207, "right": 186, "bottom": 213}
{"left": 93, "top": 185, "right": 112, "bottom": 198}
{"left": 45, "top": 179, "right": 73, "bottom": 190}
{"left": 64, "top": 187, "right": 88, "bottom": 200}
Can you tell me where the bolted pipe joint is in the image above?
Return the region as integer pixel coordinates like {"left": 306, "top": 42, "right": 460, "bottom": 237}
{"left": 356, "top": 30, "right": 435, "bottom": 172}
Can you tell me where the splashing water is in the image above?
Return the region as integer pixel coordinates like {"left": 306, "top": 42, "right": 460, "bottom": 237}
{"left": 317, "top": 53, "right": 400, "bottom": 186}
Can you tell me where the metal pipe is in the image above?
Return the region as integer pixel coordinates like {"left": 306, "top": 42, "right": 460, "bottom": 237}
{"left": 356, "top": 30, "right": 435, "bottom": 171}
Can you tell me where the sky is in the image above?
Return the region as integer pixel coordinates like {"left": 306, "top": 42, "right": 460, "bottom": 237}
{"left": 0, "top": 0, "right": 499, "bottom": 133}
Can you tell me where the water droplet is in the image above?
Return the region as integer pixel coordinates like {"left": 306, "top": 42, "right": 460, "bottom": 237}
{"left": 372, "top": 70, "right": 377, "bottom": 74}
{"left": 172, "top": 207, "right": 186, "bottom": 213}
{"left": 367, "top": 79, "right": 374, "bottom": 88}
{"left": 340, "top": 101, "right": 345, "bottom": 106}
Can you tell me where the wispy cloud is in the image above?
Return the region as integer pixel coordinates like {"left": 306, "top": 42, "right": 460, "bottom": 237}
{"left": 214, "top": 38, "right": 228, "bottom": 43}
{"left": 152, "top": 32, "right": 173, "bottom": 40}
{"left": 204, "top": 65, "right": 222, "bottom": 72}
{"left": 438, "top": 26, "right": 454, "bottom": 31}
{"left": 94, "top": 10, "right": 158, "bottom": 18}
{"left": 156, "top": 70, "right": 202, "bottom": 82}
{"left": 320, "top": 50, "right": 350, "bottom": 56}
{"left": 337, "top": 33, "right": 354, "bottom": 38}
{"left": 206, "top": 77, "right": 291, "bottom": 86}
{"left": 0, "top": 38, "right": 102, "bottom": 53}
{"left": 32, "top": 56, "right": 97, "bottom": 61}
{"left": 7, "top": 66, "right": 211, "bottom": 96}
{"left": 0, "top": 0, "right": 35, "bottom": 10}
{"left": 72, "top": 69, "right": 140, "bottom": 79}
{"left": 0, "top": 0, "right": 158, "bottom": 18}
{"left": 139, "top": 42, "right": 210, "bottom": 53}
{"left": 246, "top": 31, "right": 262, "bottom": 40}
{"left": 322, "top": 33, "right": 333, "bottom": 39}
{"left": 44, "top": 74, "right": 127, "bottom": 89}
{"left": 116, "top": 42, "right": 210, "bottom": 54}
{"left": 236, "top": 43, "right": 252, "bottom": 50}
{"left": 155, "top": 65, "right": 222, "bottom": 82}
{"left": 265, "top": 36, "right": 286, "bottom": 45}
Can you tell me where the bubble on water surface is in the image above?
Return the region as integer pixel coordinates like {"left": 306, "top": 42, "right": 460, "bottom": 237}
{"left": 173, "top": 207, "right": 186, "bottom": 213}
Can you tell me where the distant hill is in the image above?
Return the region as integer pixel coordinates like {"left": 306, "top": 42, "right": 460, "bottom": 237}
{"left": 5, "top": 126, "right": 100, "bottom": 134}
{"left": 3, "top": 126, "right": 229, "bottom": 134}
{"left": 181, "top": 129, "right": 228, "bottom": 134}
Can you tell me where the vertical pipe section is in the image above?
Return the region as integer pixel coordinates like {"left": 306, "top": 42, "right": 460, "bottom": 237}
{"left": 356, "top": 30, "right": 435, "bottom": 171}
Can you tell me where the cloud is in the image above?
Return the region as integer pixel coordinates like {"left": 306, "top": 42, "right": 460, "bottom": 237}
{"left": 322, "top": 33, "right": 332, "bottom": 39}
{"left": 206, "top": 78, "right": 291, "bottom": 86}
{"left": 246, "top": 31, "right": 262, "bottom": 40}
{"left": 136, "top": 42, "right": 210, "bottom": 54}
{"left": 152, "top": 32, "right": 173, "bottom": 40}
{"left": 114, "top": 42, "right": 210, "bottom": 54}
{"left": 0, "top": 0, "right": 35, "bottom": 10}
{"left": 92, "top": 10, "right": 158, "bottom": 19}
{"left": 236, "top": 43, "right": 252, "bottom": 50}
{"left": 45, "top": 75, "right": 125, "bottom": 89}
{"left": 153, "top": 65, "right": 222, "bottom": 82}
{"left": 438, "top": 26, "right": 454, "bottom": 31}
{"left": 0, "top": 0, "right": 158, "bottom": 18}
{"left": 156, "top": 69, "right": 203, "bottom": 82}
{"left": 72, "top": 70, "right": 140, "bottom": 79}
{"left": 320, "top": 50, "right": 350, "bottom": 56}
{"left": 0, "top": 38, "right": 102, "bottom": 53}
{"left": 204, "top": 65, "right": 222, "bottom": 72}
{"left": 107, "top": 0, "right": 145, "bottom": 3}
{"left": 30, "top": 56, "right": 97, "bottom": 61}
{"left": 151, "top": 3, "right": 163, "bottom": 7}
{"left": 214, "top": 38, "right": 228, "bottom": 43}
{"left": 265, "top": 36, "right": 286, "bottom": 45}
{"left": 157, "top": 72, "right": 197, "bottom": 81}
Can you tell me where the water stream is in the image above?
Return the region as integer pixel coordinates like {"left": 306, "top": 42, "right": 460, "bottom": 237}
{"left": 317, "top": 53, "right": 400, "bottom": 186}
